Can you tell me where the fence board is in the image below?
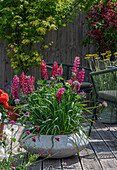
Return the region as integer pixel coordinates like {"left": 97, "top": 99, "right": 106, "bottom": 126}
{"left": 0, "top": 11, "right": 96, "bottom": 88}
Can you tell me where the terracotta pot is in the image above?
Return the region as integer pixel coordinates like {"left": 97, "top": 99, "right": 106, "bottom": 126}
{"left": 0, "top": 122, "right": 5, "bottom": 140}
{"left": 6, "top": 106, "right": 19, "bottom": 121}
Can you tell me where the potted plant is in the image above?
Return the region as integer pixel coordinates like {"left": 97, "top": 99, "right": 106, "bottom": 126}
{"left": 18, "top": 57, "right": 92, "bottom": 158}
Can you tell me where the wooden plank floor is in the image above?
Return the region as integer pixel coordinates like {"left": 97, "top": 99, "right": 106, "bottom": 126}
{"left": 5, "top": 120, "right": 117, "bottom": 170}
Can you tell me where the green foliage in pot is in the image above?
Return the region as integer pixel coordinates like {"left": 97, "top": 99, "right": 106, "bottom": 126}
{"left": 17, "top": 58, "right": 92, "bottom": 136}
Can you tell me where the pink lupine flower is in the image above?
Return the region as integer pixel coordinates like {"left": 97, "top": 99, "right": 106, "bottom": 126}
{"left": 55, "top": 65, "right": 63, "bottom": 76}
{"left": 77, "top": 68, "right": 85, "bottom": 84}
{"left": 41, "top": 60, "right": 48, "bottom": 80}
{"left": 36, "top": 126, "right": 39, "bottom": 131}
{"left": 32, "top": 137, "right": 36, "bottom": 142}
{"left": 12, "top": 75, "right": 19, "bottom": 99}
{"left": 26, "top": 76, "right": 35, "bottom": 94}
{"left": 56, "top": 88, "right": 65, "bottom": 103}
{"left": 20, "top": 73, "right": 27, "bottom": 94}
{"left": 40, "top": 152, "right": 43, "bottom": 156}
{"left": 55, "top": 137, "right": 60, "bottom": 141}
{"left": 51, "top": 61, "right": 58, "bottom": 77}
{"left": 9, "top": 120, "right": 16, "bottom": 124}
{"left": 25, "top": 131, "right": 30, "bottom": 135}
{"left": 71, "top": 57, "right": 80, "bottom": 81}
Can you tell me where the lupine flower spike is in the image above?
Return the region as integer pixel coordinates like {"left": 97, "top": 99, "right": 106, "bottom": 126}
{"left": 56, "top": 88, "right": 65, "bottom": 103}
{"left": 12, "top": 75, "right": 19, "bottom": 99}
{"left": 41, "top": 60, "right": 48, "bottom": 80}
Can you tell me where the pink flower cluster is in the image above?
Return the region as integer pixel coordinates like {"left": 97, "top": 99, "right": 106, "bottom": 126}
{"left": 83, "top": 0, "right": 117, "bottom": 54}
{"left": 56, "top": 88, "right": 65, "bottom": 103}
{"left": 51, "top": 61, "right": 58, "bottom": 77}
{"left": 68, "top": 57, "right": 85, "bottom": 93}
{"left": 41, "top": 60, "right": 48, "bottom": 80}
{"left": 71, "top": 57, "right": 80, "bottom": 81}
{"left": 55, "top": 64, "right": 63, "bottom": 76}
{"left": 20, "top": 73, "right": 35, "bottom": 95}
{"left": 41, "top": 60, "right": 63, "bottom": 82}
{"left": 12, "top": 73, "right": 35, "bottom": 99}
{"left": 12, "top": 75, "right": 19, "bottom": 99}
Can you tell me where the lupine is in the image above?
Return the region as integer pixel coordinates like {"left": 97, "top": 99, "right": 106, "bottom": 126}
{"left": 20, "top": 73, "right": 35, "bottom": 94}
{"left": 26, "top": 76, "right": 35, "bottom": 94}
{"left": 51, "top": 61, "right": 58, "bottom": 77}
{"left": 56, "top": 88, "right": 65, "bottom": 103}
{"left": 20, "top": 73, "right": 27, "bottom": 94}
{"left": 55, "top": 64, "right": 63, "bottom": 76}
{"left": 71, "top": 57, "right": 80, "bottom": 81}
{"left": 41, "top": 60, "right": 48, "bottom": 80}
{"left": 77, "top": 68, "right": 85, "bottom": 84}
{"left": 12, "top": 75, "right": 19, "bottom": 99}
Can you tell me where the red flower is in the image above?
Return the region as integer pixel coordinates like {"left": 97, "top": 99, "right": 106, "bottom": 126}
{"left": 36, "top": 126, "right": 39, "bottom": 131}
{"left": 47, "top": 151, "right": 51, "bottom": 155}
{"left": 40, "top": 152, "right": 43, "bottom": 156}
{"left": 55, "top": 137, "right": 60, "bottom": 141}
{"left": 0, "top": 89, "right": 9, "bottom": 108}
{"left": 12, "top": 163, "right": 15, "bottom": 167}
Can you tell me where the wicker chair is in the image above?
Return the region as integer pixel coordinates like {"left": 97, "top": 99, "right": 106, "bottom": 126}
{"left": 88, "top": 67, "right": 117, "bottom": 135}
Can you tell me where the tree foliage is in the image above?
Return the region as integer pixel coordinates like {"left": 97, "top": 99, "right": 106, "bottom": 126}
{"left": 0, "top": 0, "right": 100, "bottom": 73}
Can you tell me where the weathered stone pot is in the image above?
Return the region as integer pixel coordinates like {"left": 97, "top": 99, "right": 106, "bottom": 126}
{"left": 20, "top": 131, "right": 88, "bottom": 158}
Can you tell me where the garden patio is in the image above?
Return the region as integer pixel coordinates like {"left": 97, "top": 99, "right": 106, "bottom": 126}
{"left": 0, "top": 0, "right": 117, "bottom": 169}
{"left": 9, "top": 119, "right": 117, "bottom": 170}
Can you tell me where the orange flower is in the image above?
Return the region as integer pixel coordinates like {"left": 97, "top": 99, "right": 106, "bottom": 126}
{"left": 0, "top": 89, "right": 9, "bottom": 108}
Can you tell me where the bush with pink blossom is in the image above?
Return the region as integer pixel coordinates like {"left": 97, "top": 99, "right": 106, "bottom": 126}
{"left": 82, "top": 0, "right": 117, "bottom": 60}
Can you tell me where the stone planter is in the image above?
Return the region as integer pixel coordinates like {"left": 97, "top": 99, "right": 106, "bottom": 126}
{"left": 20, "top": 131, "right": 88, "bottom": 158}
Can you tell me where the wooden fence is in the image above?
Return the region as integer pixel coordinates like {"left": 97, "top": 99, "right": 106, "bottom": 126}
{"left": 0, "top": 11, "right": 96, "bottom": 88}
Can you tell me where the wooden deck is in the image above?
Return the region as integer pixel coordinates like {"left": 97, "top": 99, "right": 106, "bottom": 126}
{"left": 7, "top": 120, "right": 117, "bottom": 170}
